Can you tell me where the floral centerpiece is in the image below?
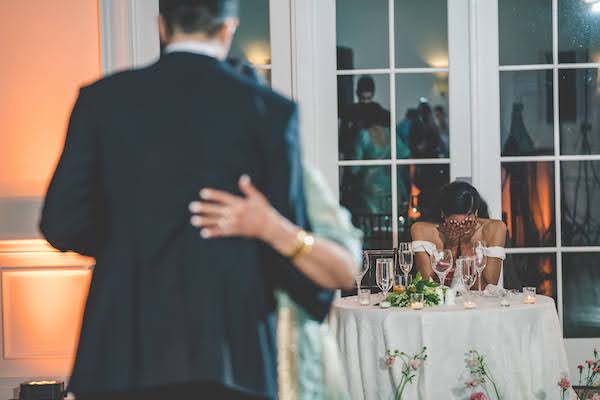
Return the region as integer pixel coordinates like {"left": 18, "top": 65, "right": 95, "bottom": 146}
{"left": 570, "top": 348, "right": 600, "bottom": 400}
{"left": 385, "top": 347, "right": 427, "bottom": 400}
{"left": 385, "top": 272, "right": 441, "bottom": 308}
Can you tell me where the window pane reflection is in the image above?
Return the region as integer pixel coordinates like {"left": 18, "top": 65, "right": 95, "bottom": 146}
{"left": 338, "top": 75, "right": 391, "bottom": 160}
{"left": 394, "top": 0, "right": 448, "bottom": 68}
{"left": 559, "top": 69, "right": 600, "bottom": 155}
{"left": 502, "top": 162, "right": 556, "bottom": 247}
{"left": 558, "top": 0, "right": 600, "bottom": 64}
{"left": 499, "top": 0, "right": 552, "bottom": 66}
{"left": 397, "top": 164, "right": 450, "bottom": 240}
{"left": 500, "top": 70, "right": 554, "bottom": 156}
{"left": 561, "top": 161, "right": 600, "bottom": 246}
{"left": 396, "top": 73, "right": 449, "bottom": 159}
{"left": 503, "top": 253, "right": 556, "bottom": 301}
{"left": 563, "top": 253, "right": 600, "bottom": 338}
{"left": 336, "top": 0, "right": 389, "bottom": 70}
{"left": 229, "top": 0, "right": 270, "bottom": 65}
{"left": 339, "top": 166, "right": 392, "bottom": 249}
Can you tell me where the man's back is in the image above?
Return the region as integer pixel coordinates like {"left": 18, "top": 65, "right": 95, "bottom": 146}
{"left": 41, "top": 52, "right": 304, "bottom": 398}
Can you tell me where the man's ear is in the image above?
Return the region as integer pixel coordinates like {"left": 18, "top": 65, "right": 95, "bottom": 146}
{"left": 217, "top": 18, "right": 239, "bottom": 45}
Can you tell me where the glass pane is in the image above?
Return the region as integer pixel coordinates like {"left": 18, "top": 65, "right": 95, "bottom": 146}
{"left": 501, "top": 162, "right": 556, "bottom": 247}
{"left": 559, "top": 69, "right": 600, "bottom": 155}
{"left": 558, "top": 0, "right": 600, "bottom": 64}
{"left": 338, "top": 74, "right": 391, "bottom": 160}
{"left": 339, "top": 165, "right": 392, "bottom": 249}
{"left": 336, "top": 0, "right": 389, "bottom": 70}
{"left": 396, "top": 73, "right": 449, "bottom": 159}
{"left": 561, "top": 161, "right": 600, "bottom": 246}
{"left": 563, "top": 253, "right": 600, "bottom": 338}
{"left": 394, "top": 0, "right": 448, "bottom": 68}
{"left": 498, "top": 0, "right": 552, "bottom": 65}
{"left": 500, "top": 70, "right": 554, "bottom": 156}
{"left": 503, "top": 253, "right": 557, "bottom": 301}
{"left": 397, "top": 164, "right": 450, "bottom": 240}
{"left": 229, "top": 0, "right": 270, "bottom": 65}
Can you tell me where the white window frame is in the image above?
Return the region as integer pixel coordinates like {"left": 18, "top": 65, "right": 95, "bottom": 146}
{"left": 294, "top": 0, "right": 474, "bottom": 249}
{"left": 473, "top": 0, "right": 600, "bottom": 376}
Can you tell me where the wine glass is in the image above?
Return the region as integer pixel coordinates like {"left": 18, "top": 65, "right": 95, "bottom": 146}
{"left": 430, "top": 249, "right": 453, "bottom": 287}
{"left": 460, "top": 257, "right": 477, "bottom": 306}
{"left": 376, "top": 258, "right": 394, "bottom": 306}
{"left": 398, "top": 243, "right": 413, "bottom": 289}
{"left": 473, "top": 240, "right": 488, "bottom": 295}
{"left": 355, "top": 251, "right": 371, "bottom": 300}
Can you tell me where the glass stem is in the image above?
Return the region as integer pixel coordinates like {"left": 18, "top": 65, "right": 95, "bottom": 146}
{"left": 478, "top": 272, "right": 482, "bottom": 294}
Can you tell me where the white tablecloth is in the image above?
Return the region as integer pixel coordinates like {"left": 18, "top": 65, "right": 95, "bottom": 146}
{"left": 330, "top": 294, "right": 569, "bottom": 400}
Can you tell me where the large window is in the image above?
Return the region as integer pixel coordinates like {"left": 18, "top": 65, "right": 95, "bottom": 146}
{"left": 497, "top": 0, "right": 600, "bottom": 339}
{"left": 335, "top": 0, "right": 451, "bottom": 250}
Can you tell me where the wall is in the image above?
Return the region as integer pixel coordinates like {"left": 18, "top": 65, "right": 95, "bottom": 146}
{"left": 0, "top": 0, "right": 101, "bottom": 239}
{"left": 0, "top": 1, "right": 101, "bottom": 398}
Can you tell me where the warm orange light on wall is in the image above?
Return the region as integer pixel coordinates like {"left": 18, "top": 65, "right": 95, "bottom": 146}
{"left": 0, "top": 1, "right": 101, "bottom": 198}
{"left": 2, "top": 269, "right": 92, "bottom": 359}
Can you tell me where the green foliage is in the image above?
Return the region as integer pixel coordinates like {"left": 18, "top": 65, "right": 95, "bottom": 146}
{"left": 385, "top": 272, "right": 441, "bottom": 308}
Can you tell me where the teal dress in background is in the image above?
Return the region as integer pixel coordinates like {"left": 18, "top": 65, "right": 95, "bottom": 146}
{"left": 277, "top": 165, "right": 362, "bottom": 400}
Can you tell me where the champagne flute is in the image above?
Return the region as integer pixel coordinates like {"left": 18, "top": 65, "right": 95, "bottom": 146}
{"left": 376, "top": 258, "right": 394, "bottom": 307}
{"left": 355, "top": 251, "right": 371, "bottom": 300}
{"left": 473, "top": 240, "right": 488, "bottom": 295}
{"left": 430, "top": 249, "right": 453, "bottom": 287}
{"left": 461, "top": 257, "right": 477, "bottom": 306}
{"left": 398, "top": 242, "right": 413, "bottom": 289}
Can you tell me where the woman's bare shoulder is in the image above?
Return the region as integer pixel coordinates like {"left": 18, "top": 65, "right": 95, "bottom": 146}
{"left": 411, "top": 221, "right": 438, "bottom": 240}
{"left": 480, "top": 218, "right": 507, "bottom": 245}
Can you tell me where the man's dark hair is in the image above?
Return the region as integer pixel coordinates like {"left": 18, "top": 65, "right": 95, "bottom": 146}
{"left": 357, "top": 76, "right": 375, "bottom": 95}
{"left": 159, "top": 0, "right": 238, "bottom": 36}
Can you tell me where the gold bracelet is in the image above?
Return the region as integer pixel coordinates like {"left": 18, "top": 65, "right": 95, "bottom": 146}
{"left": 287, "top": 230, "right": 315, "bottom": 261}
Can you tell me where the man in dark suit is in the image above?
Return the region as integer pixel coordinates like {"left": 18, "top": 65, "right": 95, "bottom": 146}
{"left": 40, "top": 1, "right": 332, "bottom": 399}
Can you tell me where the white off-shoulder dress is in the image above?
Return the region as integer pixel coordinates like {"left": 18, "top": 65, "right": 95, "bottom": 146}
{"left": 412, "top": 240, "right": 506, "bottom": 289}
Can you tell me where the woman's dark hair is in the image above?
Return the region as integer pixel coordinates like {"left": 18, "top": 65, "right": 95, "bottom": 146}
{"left": 438, "top": 181, "right": 490, "bottom": 218}
{"left": 159, "top": 0, "right": 238, "bottom": 36}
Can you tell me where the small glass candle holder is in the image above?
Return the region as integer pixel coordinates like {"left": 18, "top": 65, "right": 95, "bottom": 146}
{"left": 358, "top": 289, "right": 371, "bottom": 306}
{"left": 463, "top": 300, "right": 477, "bottom": 309}
{"left": 410, "top": 293, "right": 424, "bottom": 310}
{"left": 523, "top": 287, "right": 537, "bottom": 304}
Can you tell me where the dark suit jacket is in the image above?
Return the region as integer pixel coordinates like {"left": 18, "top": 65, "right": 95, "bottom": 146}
{"left": 40, "top": 52, "right": 332, "bottom": 398}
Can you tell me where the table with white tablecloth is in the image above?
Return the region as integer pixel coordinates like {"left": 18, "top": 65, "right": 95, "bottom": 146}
{"left": 330, "top": 294, "right": 570, "bottom": 400}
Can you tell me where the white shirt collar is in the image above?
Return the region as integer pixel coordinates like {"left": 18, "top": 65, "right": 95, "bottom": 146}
{"left": 164, "top": 40, "right": 224, "bottom": 60}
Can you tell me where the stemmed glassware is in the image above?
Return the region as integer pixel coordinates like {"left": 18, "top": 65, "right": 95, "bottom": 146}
{"left": 460, "top": 257, "right": 477, "bottom": 307}
{"left": 376, "top": 258, "right": 394, "bottom": 307}
{"left": 355, "top": 251, "right": 371, "bottom": 301}
{"left": 473, "top": 240, "right": 488, "bottom": 295}
{"left": 398, "top": 243, "right": 413, "bottom": 289}
{"left": 430, "top": 249, "right": 453, "bottom": 288}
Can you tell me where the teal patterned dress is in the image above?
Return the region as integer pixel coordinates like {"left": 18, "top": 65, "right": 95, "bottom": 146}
{"left": 277, "top": 165, "right": 362, "bottom": 400}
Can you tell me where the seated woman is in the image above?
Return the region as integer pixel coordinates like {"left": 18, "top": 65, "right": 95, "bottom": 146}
{"left": 411, "top": 181, "right": 507, "bottom": 289}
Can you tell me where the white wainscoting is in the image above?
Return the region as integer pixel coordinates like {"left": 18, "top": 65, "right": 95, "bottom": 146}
{"left": 0, "top": 240, "right": 93, "bottom": 399}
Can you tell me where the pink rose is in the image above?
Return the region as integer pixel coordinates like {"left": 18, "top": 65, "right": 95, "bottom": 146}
{"left": 587, "top": 360, "right": 596, "bottom": 366}
{"left": 469, "top": 392, "right": 489, "bottom": 400}
{"left": 558, "top": 377, "right": 571, "bottom": 389}
{"left": 594, "top": 367, "right": 600, "bottom": 373}
{"left": 464, "top": 379, "right": 480, "bottom": 388}
{"left": 409, "top": 359, "right": 422, "bottom": 370}
{"left": 385, "top": 356, "right": 395, "bottom": 368}
{"left": 578, "top": 364, "right": 585, "bottom": 371}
